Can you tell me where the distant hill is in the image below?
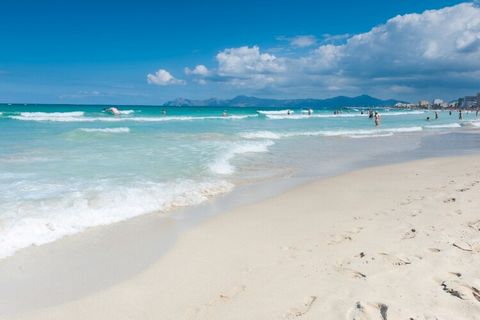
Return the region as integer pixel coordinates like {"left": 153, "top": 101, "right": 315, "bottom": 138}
{"left": 163, "top": 95, "right": 404, "bottom": 108}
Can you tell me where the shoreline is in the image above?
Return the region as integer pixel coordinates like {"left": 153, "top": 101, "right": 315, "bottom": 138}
{"left": 2, "top": 153, "right": 480, "bottom": 319}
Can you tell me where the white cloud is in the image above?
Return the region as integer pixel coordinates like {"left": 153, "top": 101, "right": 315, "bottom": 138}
{"left": 184, "top": 3, "right": 480, "bottom": 99}
{"left": 147, "top": 69, "right": 184, "bottom": 86}
{"left": 185, "top": 64, "right": 209, "bottom": 76}
{"left": 290, "top": 35, "right": 317, "bottom": 48}
{"left": 216, "top": 46, "right": 286, "bottom": 76}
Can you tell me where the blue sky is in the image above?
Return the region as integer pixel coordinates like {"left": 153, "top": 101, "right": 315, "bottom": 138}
{"left": 1, "top": 0, "right": 479, "bottom": 104}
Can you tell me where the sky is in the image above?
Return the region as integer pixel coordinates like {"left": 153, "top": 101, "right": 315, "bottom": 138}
{"left": 0, "top": 0, "right": 479, "bottom": 105}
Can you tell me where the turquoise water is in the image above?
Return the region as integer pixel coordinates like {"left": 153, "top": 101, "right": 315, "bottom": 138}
{"left": 1, "top": 104, "right": 479, "bottom": 258}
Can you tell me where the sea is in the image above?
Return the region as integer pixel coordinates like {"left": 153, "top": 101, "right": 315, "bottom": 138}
{"left": 1, "top": 104, "right": 479, "bottom": 258}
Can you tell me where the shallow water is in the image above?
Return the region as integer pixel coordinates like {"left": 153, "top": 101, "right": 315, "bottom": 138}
{"left": 1, "top": 104, "right": 479, "bottom": 258}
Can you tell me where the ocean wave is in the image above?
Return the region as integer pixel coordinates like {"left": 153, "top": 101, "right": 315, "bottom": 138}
{"left": 265, "top": 110, "right": 425, "bottom": 120}
{"left": 240, "top": 126, "right": 423, "bottom": 140}
{"left": 348, "top": 133, "right": 395, "bottom": 139}
{"left": 258, "top": 109, "right": 294, "bottom": 115}
{"left": 239, "top": 131, "right": 283, "bottom": 140}
{"left": 0, "top": 179, "right": 233, "bottom": 259}
{"left": 118, "top": 109, "right": 135, "bottom": 115}
{"left": 424, "top": 123, "right": 461, "bottom": 129}
{"left": 79, "top": 127, "right": 131, "bottom": 133}
{"left": 210, "top": 140, "right": 275, "bottom": 175}
{"left": 10, "top": 114, "right": 258, "bottom": 122}
{"left": 461, "top": 121, "right": 480, "bottom": 128}
{"left": 18, "top": 111, "right": 85, "bottom": 117}
{"left": 265, "top": 113, "right": 362, "bottom": 120}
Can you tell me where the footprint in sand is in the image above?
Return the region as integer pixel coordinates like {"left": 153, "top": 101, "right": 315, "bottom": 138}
{"left": 378, "top": 253, "right": 411, "bottom": 266}
{"left": 401, "top": 228, "right": 417, "bottom": 240}
{"left": 284, "top": 295, "right": 317, "bottom": 319}
{"left": 468, "top": 220, "right": 480, "bottom": 231}
{"left": 452, "top": 241, "right": 480, "bottom": 253}
{"left": 439, "top": 279, "right": 480, "bottom": 302}
{"left": 337, "top": 267, "right": 367, "bottom": 279}
{"left": 207, "top": 285, "right": 246, "bottom": 306}
{"left": 347, "top": 301, "right": 388, "bottom": 320}
{"left": 443, "top": 197, "right": 456, "bottom": 203}
{"left": 328, "top": 227, "right": 363, "bottom": 245}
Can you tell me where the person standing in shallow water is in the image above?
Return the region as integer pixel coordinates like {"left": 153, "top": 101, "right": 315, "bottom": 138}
{"left": 374, "top": 112, "right": 381, "bottom": 126}
{"left": 459, "top": 109, "right": 463, "bottom": 120}
{"left": 435, "top": 111, "right": 439, "bottom": 119}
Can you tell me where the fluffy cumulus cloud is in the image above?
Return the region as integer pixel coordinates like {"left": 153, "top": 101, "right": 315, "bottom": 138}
{"left": 185, "top": 64, "right": 209, "bottom": 76}
{"left": 147, "top": 69, "right": 184, "bottom": 86}
{"left": 214, "top": 45, "right": 287, "bottom": 87}
{"left": 186, "top": 3, "right": 480, "bottom": 99}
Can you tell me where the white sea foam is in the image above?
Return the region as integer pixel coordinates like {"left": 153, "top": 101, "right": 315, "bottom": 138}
{"left": 240, "top": 126, "right": 423, "bottom": 140}
{"left": 210, "top": 140, "right": 275, "bottom": 175}
{"left": 348, "top": 133, "right": 395, "bottom": 139}
{"left": 258, "top": 109, "right": 293, "bottom": 115}
{"left": 239, "top": 131, "right": 283, "bottom": 140}
{"left": 10, "top": 114, "right": 257, "bottom": 122}
{"left": 265, "top": 110, "right": 425, "bottom": 120}
{"left": 424, "top": 123, "right": 461, "bottom": 129}
{"left": 0, "top": 179, "right": 233, "bottom": 259}
{"left": 80, "top": 127, "right": 131, "bottom": 133}
{"left": 118, "top": 110, "right": 135, "bottom": 115}
{"left": 19, "top": 111, "right": 85, "bottom": 117}
{"left": 462, "top": 121, "right": 480, "bottom": 128}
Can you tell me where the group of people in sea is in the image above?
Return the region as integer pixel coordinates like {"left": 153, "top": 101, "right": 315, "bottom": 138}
{"left": 366, "top": 109, "right": 381, "bottom": 126}
{"left": 426, "top": 108, "right": 480, "bottom": 121}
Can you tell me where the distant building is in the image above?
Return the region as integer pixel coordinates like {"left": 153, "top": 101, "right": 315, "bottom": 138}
{"left": 394, "top": 102, "right": 415, "bottom": 108}
{"left": 418, "top": 100, "right": 430, "bottom": 108}
{"left": 432, "top": 98, "right": 448, "bottom": 108}
{"left": 460, "top": 96, "right": 477, "bottom": 108}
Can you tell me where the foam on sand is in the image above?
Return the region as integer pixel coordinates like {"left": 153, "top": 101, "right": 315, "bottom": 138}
{"left": 209, "top": 140, "right": 275, "bottom": 175}
{"left": 0, "top": 178, "right": 233, "bottom": 259}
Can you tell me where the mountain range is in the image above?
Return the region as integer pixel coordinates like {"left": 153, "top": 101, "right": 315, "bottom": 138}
{"left": 163, "top": 95, "right": 405, "bottom": 108}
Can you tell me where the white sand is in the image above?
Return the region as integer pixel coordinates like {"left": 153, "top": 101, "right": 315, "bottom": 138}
{"left": 4, "top": 155, "right": 480, "bottom": 319}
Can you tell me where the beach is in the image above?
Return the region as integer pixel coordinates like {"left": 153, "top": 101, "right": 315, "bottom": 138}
{"left": 2, "top": 154, "right": 480, "bottom": 319}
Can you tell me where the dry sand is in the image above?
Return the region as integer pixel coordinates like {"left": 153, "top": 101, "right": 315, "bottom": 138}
{"left": 4, "top": 155, "right": 480, "bottom": 320}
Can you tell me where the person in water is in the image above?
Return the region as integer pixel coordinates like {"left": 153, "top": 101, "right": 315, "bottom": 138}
{"left": 426, "top": 116, "right": 430, "bottom": 121}
{"left": 223, "top": 110, "right": 228, "bottom": 117}
{"left": 459, "top": 109, "right": 463, "bottom": 120}
{"left": 105, "top": 107, "right": 120, "bottom": 115}
{"left": 374, "top": 112, "right": 381, "bottom": 126}
{"left": 435, "top": 111, "right": 439, "bottom": 119}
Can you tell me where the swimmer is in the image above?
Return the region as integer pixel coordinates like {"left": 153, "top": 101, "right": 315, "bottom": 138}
{"left": 374, "top": 112, "right": 381, "bottom": 126}
{"left": 106, "top": 107, "right": 120, "bottom": 115}
{"left": 435, "top": 111, "right": 439, "bottom": 119}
